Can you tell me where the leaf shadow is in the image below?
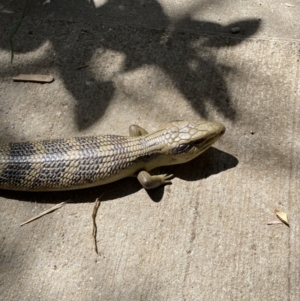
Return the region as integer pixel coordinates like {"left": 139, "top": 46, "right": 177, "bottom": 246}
{"left": 0, "top": 0, "right": 261, "bottom": 130}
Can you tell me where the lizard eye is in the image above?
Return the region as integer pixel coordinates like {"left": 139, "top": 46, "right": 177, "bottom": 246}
{"left": 171, "top": 143, "right": 193, "bottom": 155}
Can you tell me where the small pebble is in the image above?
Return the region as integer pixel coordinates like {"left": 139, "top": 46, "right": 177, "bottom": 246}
{"left": 231, "top": 27, "right": 240, "bottom": 34}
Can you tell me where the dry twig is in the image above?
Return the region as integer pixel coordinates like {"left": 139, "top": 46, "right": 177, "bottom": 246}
{"left": 92, "top": 193, "right": 104, "bottom": 254}
{"left": 20, "top": 201, "right": 69, "bottom": 226}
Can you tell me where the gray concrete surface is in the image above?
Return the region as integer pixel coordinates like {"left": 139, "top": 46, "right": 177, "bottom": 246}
{"left": 0, "top": 0, "right": 300, "bottom": 300}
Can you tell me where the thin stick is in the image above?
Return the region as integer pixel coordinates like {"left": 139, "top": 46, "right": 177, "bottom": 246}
{"left": 12, "top": 74, "right": 54, "bottom": 83}
{"left": 20, "top": 201, "right": 69, "bottom": 226}
{"left": 9, "top": 0, "right": 30, "bottom": 62}
{"left": 74, "top": 64, "right": 89, "bottom": 70}
{"left": 92, "top": 193, "right": 104, "bottom": 254}
{"left": 267, "top": 220, "right": 283, "bottom": 225}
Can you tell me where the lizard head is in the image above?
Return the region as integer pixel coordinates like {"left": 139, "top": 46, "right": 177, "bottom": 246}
{"left": 157, "top": 120, "right": 225, "bottom": 165}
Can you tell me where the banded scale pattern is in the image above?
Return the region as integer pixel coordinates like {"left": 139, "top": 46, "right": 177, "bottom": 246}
{"left": 0, "top": 120, "right": 225, "bottom": 191}
{"left": 0, "top": 135, "right": 160, "bottom": 191}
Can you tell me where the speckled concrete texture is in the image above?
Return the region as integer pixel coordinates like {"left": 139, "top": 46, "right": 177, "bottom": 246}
{"left": 0, "top": 0, "right": 300, "bottom": 300}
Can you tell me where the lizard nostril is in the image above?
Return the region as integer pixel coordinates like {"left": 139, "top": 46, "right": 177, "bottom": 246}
{"left": 220, "top": 127, "right": 226, "bottom": 135}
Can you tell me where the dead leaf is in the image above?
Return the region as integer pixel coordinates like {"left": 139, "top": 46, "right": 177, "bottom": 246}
{"left": 275, "top": 209, "right": 289, "bottom": 226}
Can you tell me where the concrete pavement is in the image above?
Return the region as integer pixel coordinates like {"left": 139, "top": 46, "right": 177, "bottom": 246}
{"left": 0, "top": 0, "right": 300, "bottom": 300}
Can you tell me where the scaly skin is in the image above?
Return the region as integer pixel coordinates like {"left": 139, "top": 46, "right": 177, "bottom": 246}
{"left": 0, "top": 120, "right": 225, "bottom": 191}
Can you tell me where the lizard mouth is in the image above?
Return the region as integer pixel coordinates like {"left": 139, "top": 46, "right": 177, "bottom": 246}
{"left": 195, "top": 126, "right": 226, "bottom": 152}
